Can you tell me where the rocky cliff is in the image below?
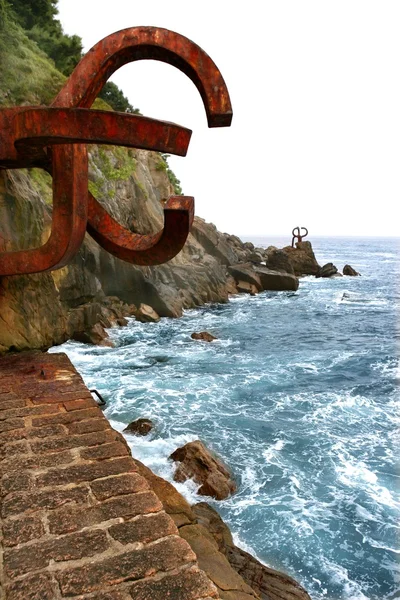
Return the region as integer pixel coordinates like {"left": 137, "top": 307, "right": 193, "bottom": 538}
{"left": 0, "top": 16, "right": 303, "bottom": 355}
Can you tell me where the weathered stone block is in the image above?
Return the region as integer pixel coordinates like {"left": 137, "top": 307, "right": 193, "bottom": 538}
{"left": 109, "top": 511, "right": 176, "bottom": 545}
{"left": 2, "top": 514, "right": 45, "bottom": 546}
{"left": 56, "top": 536, "right": 196, "bottom": 595}
{"left": 90, "top": 473, "right": 148, "bottom": 501}
{"left": 129, "top": 565, "right": 219, "bottom": 599}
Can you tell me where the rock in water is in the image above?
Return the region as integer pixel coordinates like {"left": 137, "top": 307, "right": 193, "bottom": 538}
{"left": 265, "top": 248, "right": 295, "bottom": 274}
{"left": 253, "top": 266, "right": 299, "bottom": 291}
{"left": 191, "top": 331, "right": 217, "bottom": 342}
{"left": 123, "top": 418, "right": 153, "bottom": 436}
{"left": 236, "top": 280, "right": 258, "bottom": 295}
{"left": 343, "top": 264, "right": 360, "bottom": 276}
{"left": 135, "top": 304, "right": 160, "bottom": 323}
{"left": 282, "top": 241, "right": 320, "bottom": 275}
{"left": 316, "top": 263, "right": 338, "bottom": 278}
{"left": 72, "top": 323, "right": 113, "bottom": 347}
{"left": 169, "top": 440, "right": 236, "bottom": 500}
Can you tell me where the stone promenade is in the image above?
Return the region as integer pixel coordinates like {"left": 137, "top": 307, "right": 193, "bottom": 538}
{"left": 0, "top": 351, "right": 219, "bottom": 600}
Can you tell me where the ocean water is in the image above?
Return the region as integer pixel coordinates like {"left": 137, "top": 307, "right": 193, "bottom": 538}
{"left": 50, "top": 237, "right": 400, "bottom": 600}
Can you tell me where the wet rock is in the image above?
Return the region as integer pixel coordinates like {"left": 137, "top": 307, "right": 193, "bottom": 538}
{"left": 72, "top": 323, "right": 113, "bottom": 347}
{"left": 135, "top": 303, "right": 160, "bottom": 323}
{"left": 169, "top": 440, "right": 236, "bottom": 501}
{"left": 228, "top": 263, "right": 263, "bottom": 291}
{"left": 123, "top": 418, "right": 154, "bottom": 436}
{"left": 282, "top": 241, "right": 320, "bottom": 276}
{"left": 193, "top": 503, "right": 312, "bottom": 600}
{"left": 343, "top": 264, "right": 360, "bottom": 276}
{"left": 253, "top": 266, "right": 299, "bottom": 291}
{"left": 191, "top": 332, "right": 217, "bottom": 342}
{"left": 116, "top": 317, "right": 128, "bottom": 326}
{"left": 236, "top": 280, "right": 258, "bottom": 295}
{"left": 316, "top": 263, "right": 338, "bottom": 278}
{"left": 132, "top": 458, "right": 196, "bottom": 528}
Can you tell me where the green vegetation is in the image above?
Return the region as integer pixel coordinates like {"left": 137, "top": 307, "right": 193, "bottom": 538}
{"left": 0, "top": 0, "right": 183, "bottom": 197}
{"left": 29, "top": 168, "right": 53, "bottom": 205}
{"left": 0, "top": 17, "right": 65, "bottom": 106}
{"left": 3, "top": 0, "right": 139, "bottom": 113}
{"left": 157, "top": 154, "right": 183, "bottom": 196}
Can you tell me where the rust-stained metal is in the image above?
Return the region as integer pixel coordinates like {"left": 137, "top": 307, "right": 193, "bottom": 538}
{"left": 0, "top": 27, "right": 232, "bottom": 275}
{"left": 291, "top": 227, "right": 308, "bottom": 247}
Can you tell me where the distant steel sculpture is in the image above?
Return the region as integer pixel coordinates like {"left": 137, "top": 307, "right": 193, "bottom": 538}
{"left": 291, "top": 226, "right": 308, "bottom": 247}
{"left": 0, "top": 27, "right": 232, "bottom": 276}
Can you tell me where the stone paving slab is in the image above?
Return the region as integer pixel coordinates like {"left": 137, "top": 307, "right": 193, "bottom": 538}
{"left": 0, "top": 351, "right": 219, "bottom": 600}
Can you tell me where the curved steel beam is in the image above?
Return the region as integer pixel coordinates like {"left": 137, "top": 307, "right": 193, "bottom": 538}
{"left": 53, "top": 26, "right": 232, "bottom": 127}
{"left": 87, "top": 195, "right": 194, "bottom": 265}
{"left": 0, "top": 143, "right": 88, "bottom": 275}
{"left": 52, "top": 27, "right": 232, "bottom": 265}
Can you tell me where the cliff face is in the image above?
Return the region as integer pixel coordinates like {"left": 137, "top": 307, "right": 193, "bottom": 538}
{"left": 0, "top": 150, "right": 240, "bottom": 353}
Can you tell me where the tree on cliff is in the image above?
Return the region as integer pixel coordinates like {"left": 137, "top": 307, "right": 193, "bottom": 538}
{"left": 4, "top": 0, "right": 138, "bottom": 113}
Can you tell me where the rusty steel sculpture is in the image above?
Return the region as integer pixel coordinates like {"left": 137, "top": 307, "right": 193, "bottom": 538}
{"left": 0, "top": 27, "right": 232, "bottom": 276}
{"left": 291, "top": 226, "right": 308, "bottom": 247}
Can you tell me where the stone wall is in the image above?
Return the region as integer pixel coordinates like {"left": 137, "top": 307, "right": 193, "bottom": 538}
{"left": 0, "top": 351, "right": 219, "bottom": 599}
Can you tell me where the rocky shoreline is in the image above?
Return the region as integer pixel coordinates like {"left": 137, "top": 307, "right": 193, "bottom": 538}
{"left": 131, "top": 453, "right": 312, "bottom": 600}
{"left": 0, "top": 146, "right": 358, "bottom": 354}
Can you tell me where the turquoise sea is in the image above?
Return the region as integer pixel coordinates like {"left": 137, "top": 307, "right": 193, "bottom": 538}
{"left": 51, "top": 237, "right": 400, "bottom": 600}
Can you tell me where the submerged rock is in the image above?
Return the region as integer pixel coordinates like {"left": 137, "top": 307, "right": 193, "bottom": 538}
{"left": 343, "top": 264, "right": 360, "bottom": 276}
{"left": 169, "top": 440, "right": 236, "bottom": 500}
{"left": 191, "top": 332, "right": 217, "bottom": 342}
{"left": 123, "top": 418, "right": 153, "bottom": 436}
{"left": 316, "top": 263, "right": 338, "bottom": 278}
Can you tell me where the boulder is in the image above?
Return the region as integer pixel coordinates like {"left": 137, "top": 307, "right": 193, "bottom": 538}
{"left": 191, "top": 217, "right": 238, "bottom": 265}
{"left": 281, "top": 241, "right": 320, "bottom": 276}
{"left": 316, "top": 263, "right": 338, "bottom": 278}
{"left": 264, "top": 249, "right": 294, "bottom": 274}
{"left": 135, "top": 303, "right": 160, "bottom": 323}
{"left": 132, "top": 458, "right": 196, "bottom": 528}
{"left": 116, "top": 317, "right": 128, "bottom": 327}
{"left": 236, "top": 280, "right": 258, "bottom": 295}
{"left": 169, "top": 440, "right": 236, "bottom": 500}
{"left": 179, "top": 524, "right": 259, "bottom": 600}
{"left": 193, "top": 503, "right": 312, "bottom": 600}
{"left": 72, "top": 323, "right": 113, "bottom": 347}
{"left": 243, "top": 241, "right": 255, "bottom": 251}
{"left": 248, "top": 252, "right": 264, "bottom": 264}
{"left": 123, "top": 418, "right": 154, "bottom": 436}
{"left": 343, "top": 264, "right": 360, "bottom": 276}
{"left": 131, "top": 460, "right": 311, "bottom": 600}
{"left": 227, "top": 263, "right": 263, "bottom": 291}
{"left": 191, "top": 332, "right": 217, "bottom": 342}
{"left": 253, "top": 266, "right": 299, "bottom": 291}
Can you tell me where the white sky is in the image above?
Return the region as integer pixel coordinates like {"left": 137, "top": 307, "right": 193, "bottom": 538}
{"left": 57, "top": 0, "right": 400, "bottom": 237}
